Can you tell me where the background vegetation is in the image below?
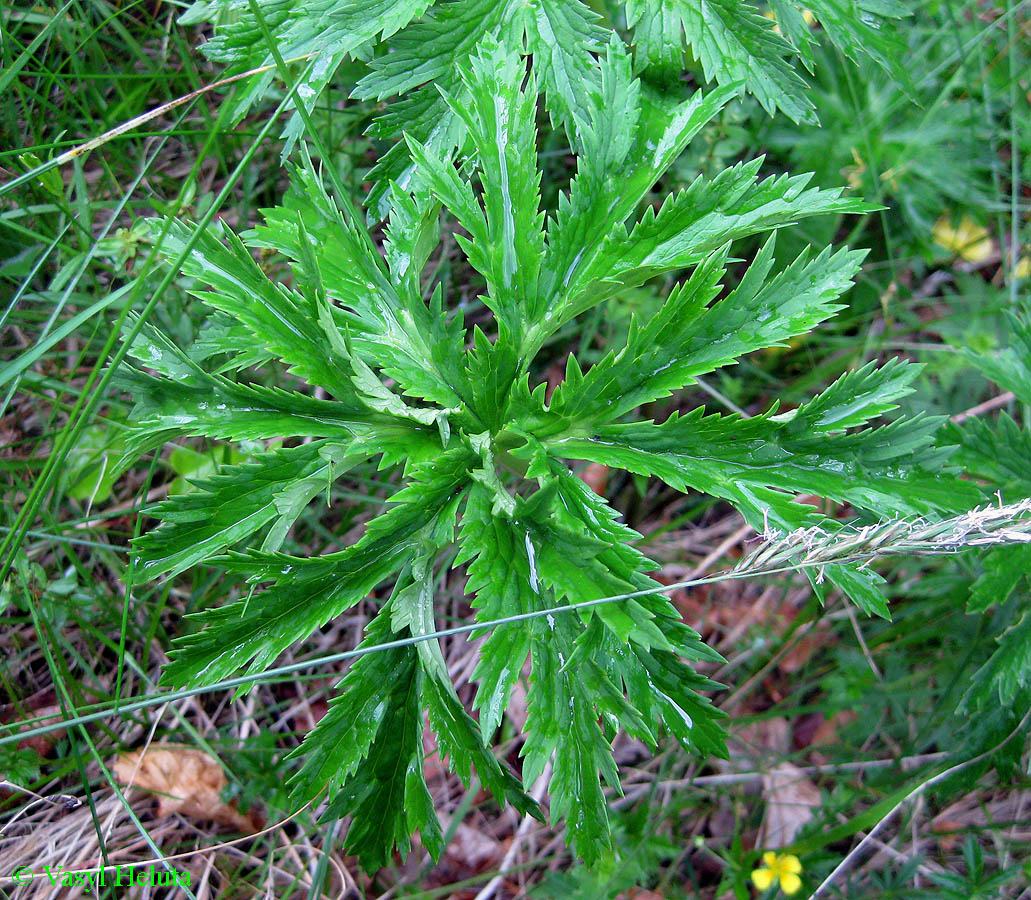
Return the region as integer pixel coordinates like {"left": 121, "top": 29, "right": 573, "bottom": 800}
{"left": 1, "top": 1, "right": 1029, "bottom": 897}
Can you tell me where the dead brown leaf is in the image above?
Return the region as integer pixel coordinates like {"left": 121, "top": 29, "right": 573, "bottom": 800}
{"left": 930, "top": 818, "right": 963, "bottom": 852}
{"left": 756, "top": 762, "right": 821, "bottom": 849}
{"left": 729, "top": 718, "right": 821, "bottom": 850}
{"left": 440, "top": 813, "right": 502, "bottom": 869}
{"left": 113, "top": 744, "right": 263, "bottom": 833}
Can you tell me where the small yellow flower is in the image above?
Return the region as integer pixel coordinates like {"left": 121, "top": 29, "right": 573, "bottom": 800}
{"left": 932, "top": 215, "right": 993, "bottom": 263}
{"left": 1015, "top": 256, "right": 1030, "bottom": 279}
{"left": 763, "top": 8, "right": 815, "bottom": 34}
{"left": 751, "top": 851, "right": 803, "bottom": 895}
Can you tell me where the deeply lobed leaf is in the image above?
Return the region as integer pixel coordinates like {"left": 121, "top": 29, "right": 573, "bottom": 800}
{"left": 124, "top": 7, "right": 978, "bottom": 871}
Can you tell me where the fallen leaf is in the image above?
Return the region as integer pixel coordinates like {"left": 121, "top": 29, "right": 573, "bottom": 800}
{"left": 113, "top": 744, "right": 263, "bottom": 832}
{"left": 932, "top": 215, "right": 993, "bottom": 263}
{"left": 440, "top": 813, "right": 502, "bottom": 868}
{"left": 757, "top": 763, "right": 821, "bottom": 849}
{"left": 728, "top": 718, "right": 821, "bottom": 849}
{"left": 777, "top": 632, "right": 821, "bottom": 674}
{"left": 0, "top": 690, "right": 66, "bottom": 758}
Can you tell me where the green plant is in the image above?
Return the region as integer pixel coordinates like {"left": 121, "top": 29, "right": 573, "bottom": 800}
{"left": 946, "top": 310, "right": 1031, "bottom": 716}
{"left": 923, "top": 835, "right": 1028, "bottom": 900}
{"left": 114, "top": 1, "right": 987, "bottom": 873}
{"left": 759, "top": 26, "right": 998, "bottom": 258}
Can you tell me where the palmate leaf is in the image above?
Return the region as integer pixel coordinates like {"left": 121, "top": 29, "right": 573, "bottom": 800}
{"left": 190, "top": 0, "right": 903, "bottom": 215}
{"left": 522, "top": 0, "right": 609, "bottom": 131}
{"left": 358, "top": 0, "right": 604, "bottom": 136}
{"left": 357, "top": 0, "right": 607, "bottom": 215}
{"left": 523, "top": 609, "right": 621, "bottom": 866}
{"left": 536, "top": 46, "right": 741, "bottom": 357}
{"left": 147, "top": 218, "right": 355, "bottom": 398}
{"left": 456, "top": 482, "right": 538, "bottom": 741}
{"left": 356, "top": 0, "right": 509, "bottom": 216}
{"left": 548, "top": 361, "right": 974, "bottom": 519}
{"left": 453, "top": 467, "right": 727, "bottom": 860}
{"left": 552, "top": 407, "right": 972, "bottom": 516}
{"left": 127, "top": 10, "right": 980, "bottom": 872}
{"left": 545, "top": 469, "right": 721, "bottom": 665}
{"left": 288, "top": 605, "right": 440, "bottom": 869}
{"left": 525, "top": 473, "right": 673, "bottom": 652}
{"left": 625, "top": 1, "right": 911, "bottom": 120}
{"left": 408, "top": 35, "right": 545, "bottom": 341}
{"left": 476, "top": 472, "right": 728, "bottom": 858}
{"left": 291, "top": 554, "right": 540, "bottom": 870}
{"left": 545, "top": 363, "right": 978, "bottom": 618}
{"left": 115, "top": 320, "right": 437, "bottom": 469}
{"left": 945, "top": 413, "right": 1031, "bottom": 495}
{"left": 968, "top": 546, "right": 1031, "bottom": 615}
{"left": 575, "top": 162, "right": 871, "bottom": 304}
{"left": 538, "top": 157, "right": 876, "bottom": 354}
{"left": 392, "top": 549, "right": 543, "bottom": 818}
{"left": 355, "top": 0, "right": 504, "bottom": 106}
{"left": 190, "top": 314, "right": 275, "bottom": 373}
{"left": 962, "top": 311, "right": 1031, "bottom": 409}
{"left": 538, "top": 472, "right": 728, "bottom": 756}
{"left": 965, "top": 607, "right": 1031, "bottom": 710}
{"left": 442, "top": 37, "right": 546, "bottom": 336}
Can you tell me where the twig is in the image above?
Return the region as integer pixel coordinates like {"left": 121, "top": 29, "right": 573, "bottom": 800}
{"left": 951, "top": 391, "right": 1015, "bottom": 424}
{"left": 613, "top": 751, "right": 950, "bottom": 807}
{"left": 809, "top": 710, "right": 1031, "bottom": 899}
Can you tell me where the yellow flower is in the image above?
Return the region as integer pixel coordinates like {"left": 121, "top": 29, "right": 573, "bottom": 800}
{"left": 763, "top": 8, "right": 815, "bottom": 33}
{"left": 932, "top": 215, "right": 993, "bottom": 263}
{"left": 1015, "top": 256, "right": 1030, "bottom": 279}
{"left": 751, "top": 851, "right": 803, "bottom": 895}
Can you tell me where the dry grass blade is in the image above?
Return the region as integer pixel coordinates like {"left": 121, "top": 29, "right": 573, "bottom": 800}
{"left": 740, "top": 498, "right": 1031, "bottom": 579}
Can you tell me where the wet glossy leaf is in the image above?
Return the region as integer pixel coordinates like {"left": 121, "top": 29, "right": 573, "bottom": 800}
{"left": 626, "top": 0, "right": 814, "bottom": 121}
{"left": 124, "top": 8, "right": 973, "bottom": 870}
